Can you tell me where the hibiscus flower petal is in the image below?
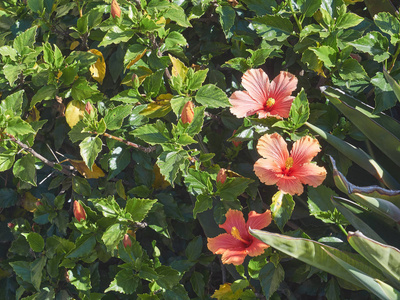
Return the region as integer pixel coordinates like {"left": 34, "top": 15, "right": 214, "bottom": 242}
{"left": 207, "top": 233, "right": 244, "bottom": 254}
{"left": 229, "top": 91, "right": 264, "bottom": 118}
{"left": 219, "top": 209, "right": 247, "bottom": 237}
{"left": 268, "top": 71, "right": 298, "bottom": 101}
{"left": 247, "top": 210, "right": 271, "bottom": 230}
{"left": 293, "top": 163, "right": 327, "bottom": 188}
{"left": 290, "top": 136, "right": 321, "bottom": 166}
{"left": 241, "top": 68, "right": 269, "bottom": 104}
{"left": 268, "top": 95, "right": 295, "bottom": 119}
{"left": 256, "top": 133, "right": 289, "bottom": 164}
{"left": 221, "top": 249, "right": 247, "bottom": 265}
{"left": 276, "top": 176, "right": 304, "bottom": 195}
{"left": 254, "top": 158, "right": 282, "bottom": 186}
{"left": 246, "top": 238, "right": 270, "bottom": 257}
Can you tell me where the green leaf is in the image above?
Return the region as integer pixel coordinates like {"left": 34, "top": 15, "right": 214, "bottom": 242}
{"left": 13, "top": 26, "right": 37, "bottom": 55}
{"left": 27, "top": 0, "right": 44, "bottom": 13}
{"left": 193, "top": 194, "right": 213, "bottom": 218}
{"left": 102, "top": 223, "right": 126, "bottom": 252}
{"left": 0, "top": 45, "right": 18, "bottom": 60}
{"left": 371, "top": 72, "right": 398, "bottom": 113}
{"left": 67, "top": 265, "right": 91, "bottom": 291}
{"left": 348, "top": 231, "right": 400, "bottom": 285}
{"left": 184, "top": 169, "right": 213, "bottom": 195}
{"left": 22, "top": 232, "right": 44, "bottom": 252}
{"left": 155, "top": 265, "right": 182, "bottom": 289}
{"left": 306, "top": 121, "right": 400, "bottom": 190}
{"left": 72, "top": 176, "right": 91, "bottom": 196}
{"left": 335, "top": 12, "right": 363, "bottom": 29}
{"left": 157, "top": 150, "right": 187, "bottom": 187}
{"left": 99, "top": 27, "right": 136, "bottom": 47}
{"left": 259, "top": 263, "right": 285, "bottom": 299}
{"left": 249, "top": 229, "right": 386, "bottom": 290}
{"left": 339, "top": 58, "right": 368, "bottom": 80}
{"left": 248, "top": 48, "right": 274, "bottom": 68}
{"left": 222, "top": 57, "right": 251, "bottom": 73}
{"left": 310, "top": 45, "right": 337, "bottom": 68}
{"left": 125, "top": 198, "right": 157, "bottom": 222}
{"left": 270, "top": 191, "right": 295, "bottom": 232}
{"left": 3, "top": 64, "right": 24, "bottom": 86}
{"left": 0, "top": 188, "right": 18, "bottom": 208}
{"left": 164, "top": 5, "right": 191, "bottom": 28}
{"left": 142, "top": 69, "right": 164, "bottom": 97}
{"left": 164, "top": 32, "right": 187, "bottom": 51}
{"left": 104, "top": 105, "right": 133, "bottom": 130}
{"left": 6, "top": 117, "right": 35, "bottom": 136}
{"left": 0, "top": 90, "right": 24, "bottom": 116}
{"left": 288, "top": 88, "right": 309, "bottom": 129}
{"left": 79, "top": 136, "right": 102, "bottom": 171}
{"left": 383, "top": 68, "right": 400, "bottom": 105}
{"left": 185, "top": 106, "right": 205, "bottom": 136}
{"left": 13, "top": 154, "right": 37, "bottom": 186}
{"left": 218, "top": 177, "right": 253, "bottom": 201}
{"left": 105, "top": 269, "right": 139, "bottom": 294}
{"left": 307, "top": 185, "right": 338, "bottom": 223}
{"left": 190, "top": 272, "right": 205, "bottom": 298}
{"left": 133, "top": 122, "right": 171, "bottom": 145}
{"left": 108, "top": 146, "right": 131, "bottom": 179}
{"left": 185, "top": 236, "right": 203, "bottom": 261}
{"left": 325, "top": 247, "right": 400, "bottom": 300}
{"left": 0, "top": 151, "right": 15, "bottom": 172}
{"left": 295, "top": 0, "right": 321, "bottom": 17}
{"left": 241, "top": 0, "right": 276, "bottom": 16}
{"left": 216, "top": 5, "right": 236, "bottom": 37}
{"left": 68, "top": 120, "right": 91, "bottom": 143}
{"left": 374, "top": 12, "right": 400, "bottom": 44}
{"left": 252, "top": 15, "right": 293, "bottom": 42}
{"left": 195, "top": 84, "right": 230, "bottom": 108}
{"left": 10, "top": 256, "right": 46, "bottom": 291}
{"left": 364, "top": 0, "right": 397, "bottom": 20}
{"left": 187, "top": 69, "right": 208, "bottom": 91}
{"left": 30, "top": 85, "right": 57, "bottom": 109}
{"left": 66, "top": 235, "right": 96, "bottom": 259}
{"left": 349, "top": 32, "right": 390, "bottom": 63}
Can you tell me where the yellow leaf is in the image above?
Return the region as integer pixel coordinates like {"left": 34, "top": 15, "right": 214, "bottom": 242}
{"left": 152, "top": 164, "right": 170, "bottom": 189}
{"left": 344, "top": 0, "right": 363, "bottom": 4}
{"left": 212, "top": 283, "right": 242, "bottom": 300}
{"left": 65, "top": 100, "right": 85, "bottom": 128}
{"left": 116, "top": 179, "right": 127, "bottom": 200}
{"left": 70, "top": 41, "right": 80, "bottom": 50}
{"left": 140, "top": 99, "right": 172, "bottom": 118}
{"left": 26, "top": 106, "right": 40, "bottom": 123}
{"left": 126, "top": 48, "right": 147, "bottom": 69}
{"left": 22, "top": 192, "right": 39, "bottom": 212}
{"left": 168, "top": 54, "right": 188, "bottom": 80}
{"left": 69, "top": 160, "right": 105, "bottom": 179}
{"left": 271, "top": 190, "right": 284, "bottom": 210}
{"left": 88, "top": 49, "right": 106, "bottom": 84}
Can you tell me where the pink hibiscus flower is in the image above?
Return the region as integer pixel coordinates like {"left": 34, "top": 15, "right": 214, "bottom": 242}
{"left": 254, "top": 133, "right": 327, "bottom": 195}
{"left": 207, "top": 209, "right": 271, "bottom": 265}
{"left": 229, "top": 68, "right": 298, "bottom": 119}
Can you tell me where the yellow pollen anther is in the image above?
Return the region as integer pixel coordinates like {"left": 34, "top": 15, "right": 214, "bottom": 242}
{"left": 285, "top": 157, "right": 294, "bottom": 169}
{"left": 231, "top": 227, "right": 247, "bottom": 243}
{"left": 266, "top": 98, "right": 275, "bottom": 108}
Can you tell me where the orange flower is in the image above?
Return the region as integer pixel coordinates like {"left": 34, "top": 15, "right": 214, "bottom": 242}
{"left": 216, "top": 168, "right": 227, "bottom": 184}
{"left": 254, "top": 133, "right": 327, "bottom": 195}
{"left": 111, "top": 0, "right": 121, "bottom": 18}
{"left": 207, "top": 209, "right": 271, "bottom": 265}
{"left": 73, "top": 200, "right": 86, "bottom": 222}
{"left": 181, "top": 101, "right": 194, "bottom": 124}
{"left": 123, "top": 234, "right": 132, "bottom": 248}
{"left": 229, "top": 69, "right": 297, "bottom": 119}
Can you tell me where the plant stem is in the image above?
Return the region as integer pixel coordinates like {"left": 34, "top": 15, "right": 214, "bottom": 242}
{"left": 91, "top": 131, "right": 156, "bottom": 153}
{"left": 5, "top": 133, "right": 75, "bottom": 176}
{"left": 389, "top": 42, "right": 400, "bottom": 72}
{"left": 338, "top": 224, "right": 348, "bottom": 236}
{"left": 288, "top": 0, "right": 302, "bottom": 32}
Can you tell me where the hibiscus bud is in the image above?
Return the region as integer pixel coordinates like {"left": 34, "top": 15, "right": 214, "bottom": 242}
{"left": 132, "top": 73, "right": 140, "bottom": 89}
{"left": 181, "top": 101, "right": 194, "bottom": 124}
{"left": 111, "top": 0, "right": 121, "bottom": 18}
{"left": 36, "top": 201, "right": 42, "bottom": 206}
{"left": 217, "top": 168, "right": 227, "bottom": 184}
{"left": 7, "top": 222, "right": 15, "bottom": 229}
{"left": 350, "top": 53, "right": 362, "bottom": 63}
{"left": 73, "top": 200, "right": 86, "bottom": 222}
{"left": 232, "top": 130, "right": 242, "bottom": 147}
{"left": 123, "top": 234, "right": 132, "bottom": 248}
{"left": 85, "top": 102, "right": 93, "bottom": 115}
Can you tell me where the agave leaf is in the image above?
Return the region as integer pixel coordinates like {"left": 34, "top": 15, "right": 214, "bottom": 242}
{"left": 349, "top": 193, "right": 400, "bottom": 224}
{"left": 330, "top": 156, "right": 400, "bottom": 205}
{"left": 324, "top": 247, "right": 400, "bottom": 300}
{"left": 322, "top": 86, "right": 400, "bottom": 140}
{"left": 322, "top": 87, "right": 400, "bottom": 168}
{"left": 332, "top": 197, "right": 386, "bottom": 244}
{"left": 348, "top": 231, "right": 400, "bottom": 288}
{"left": 249, "top": 229, "right": 386, "bottom": 289}
{"left": 383, "top": 68, "right": 400, "bottom": 105}
{"left": 306, "top": 122, "right": 400, "bottom": 190}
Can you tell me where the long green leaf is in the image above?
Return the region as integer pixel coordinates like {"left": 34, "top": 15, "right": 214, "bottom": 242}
{"left": 383, "top": 68, "right": 400, "bottom": 105}
{"left": 330, "top": 156, "right": 400, "bottom": 206}
{"left": 364, "top": 0, "right": 398, "bottom": 18}
{"left": 324, "top": 248, "right": 400, "bottom": 300}
{"left": 322, "top": 87, "right": 400, "bottom": 167}
{"left": 306, "top": 122, "right": 400, "bottom": 189}
{"left": 249, "top": 229, "right": 385, "bottom": 289}
{"left": 348, "top": 231, "right": 400, "bottom": 288}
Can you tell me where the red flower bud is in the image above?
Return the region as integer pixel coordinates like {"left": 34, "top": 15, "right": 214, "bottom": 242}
{"left": 7, "top": 222, "right": 15, "bottom": 229}
{"left": 85, "top": 102, "right": 93, "bottom": 115}
{"left": 123, "top": 234, "right": 132, "bottom": 248}
{"left": 217, "top": 168, "right": 227, "bottom": 184}
{"left": 36, "top": 201, "right": 42, "bottom": 206}
{"left": 350, "top": 53, "right": 362, "bottom": 63}
{"left": 111, "top": 0, "right": 121, "bottom": 18}
{"left": 73, "top": 200, "right": 86, "bottom": 222}
{"left": 232, "top": 130, "right": 242, "bottom": 147}
{"left": 181, "top": 101, "right": 194, "bottom": 124}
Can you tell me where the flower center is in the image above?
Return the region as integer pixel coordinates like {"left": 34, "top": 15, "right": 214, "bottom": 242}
{"left": 231, "top": 226, "right": 250, "bottom": 244}
{"left": 265, "top": 98, "right": 275, "bottom": 109}
{"left": 285, "top": 157, "right": 293, "bottom": 169}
